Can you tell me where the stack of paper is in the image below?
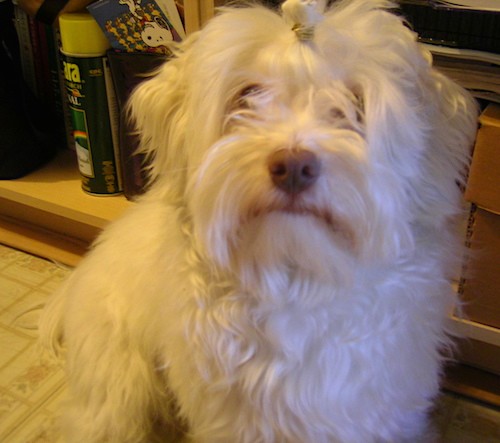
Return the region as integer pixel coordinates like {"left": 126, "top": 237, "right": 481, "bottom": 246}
{"left": 399, "top": 1, "right": 500, "bottom": 103}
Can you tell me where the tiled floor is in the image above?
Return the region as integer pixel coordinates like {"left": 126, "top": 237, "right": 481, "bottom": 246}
{"left": 0, "top": 243, "right": 499, "bottom": 442}
{"left": 0, "top": 244, "right": 70, "bottom": 443}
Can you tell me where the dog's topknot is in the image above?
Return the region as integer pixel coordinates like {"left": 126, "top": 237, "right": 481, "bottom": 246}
{"left": 281, "top": 0, "right": 326, "bottom": 41}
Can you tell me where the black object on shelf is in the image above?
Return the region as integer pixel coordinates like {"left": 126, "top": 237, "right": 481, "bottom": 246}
{"left": 399, "top": 1, "right": 500, "bottom": 54}
{"left": 107, "top": 50, "right": 168, "bottom": 200}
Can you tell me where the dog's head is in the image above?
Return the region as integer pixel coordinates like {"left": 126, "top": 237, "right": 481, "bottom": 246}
{"left": 129, "top": 0, "right": 477, "bottom": 282}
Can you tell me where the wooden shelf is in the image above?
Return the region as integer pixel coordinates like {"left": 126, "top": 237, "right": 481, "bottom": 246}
{"left": 0, "top": 149, "right": 131, "bottom": 266}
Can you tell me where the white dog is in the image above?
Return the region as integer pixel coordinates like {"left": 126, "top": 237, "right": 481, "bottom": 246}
{"left": 39, "top": 0, "right": 478, "bottom": 441}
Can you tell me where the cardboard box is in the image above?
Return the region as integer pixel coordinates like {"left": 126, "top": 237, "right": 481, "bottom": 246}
{"left": 460, "top": 104, "right": 500, "bottom": 330}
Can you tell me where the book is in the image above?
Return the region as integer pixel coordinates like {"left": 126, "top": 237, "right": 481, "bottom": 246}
{"left": 87, "top": 0, "right": 185, "bottom": 54}
{"left": 422, "top": 44, "right": 500, "bottom": 103}
{"left": 400, "top": 1, "right": 500, "bottom": 54}
{"left": 45, "top": 24, "right": 70, "bottom": 149}
{"left": 107, "top": 51, "right": 168, "bottom": 199}
{"left": 13, "top": 6, "right": 38, "bottom": 96}
{"left": 29, "top": 17, "right": 52, "bottom": 105}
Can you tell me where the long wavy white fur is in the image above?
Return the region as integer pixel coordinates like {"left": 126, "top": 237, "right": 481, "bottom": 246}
{"left": 39, "top": 1, "right": 477, "bottom": 442}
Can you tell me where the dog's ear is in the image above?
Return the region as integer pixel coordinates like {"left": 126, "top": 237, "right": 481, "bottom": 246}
{"left": 407, "top": 63, "right": 478, "bottom": 227}
{"left": 361, "top": 51, "right": 477, "bottom": 228}
{"left": 327, "top": 1, "right": 478, "bottom": 227}
{"left": 316, "top": 0, "right": 477, "bottom": 263}
{"left": 127, "top": 35, "right": 198, "bottom": 194}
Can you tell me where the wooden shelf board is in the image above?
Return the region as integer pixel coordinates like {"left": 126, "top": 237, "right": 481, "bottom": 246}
{"left": 0, "top": 215, "right": 86, "bottom": 267}
{"left": 444, "top": 363, "right": 500, "bottom": 408}
{"left": 451, "top": 316, "right": 500, "bottom": 347}
{"left": 0, "top": 149, "right": 131, "bottom": 230}
{"left": 0, "top": 149, "right": 132, "bottom": 265}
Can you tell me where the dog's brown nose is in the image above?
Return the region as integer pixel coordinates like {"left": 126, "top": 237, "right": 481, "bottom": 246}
{"left": 268, "top": 148, "right": 320, "bottom": 194}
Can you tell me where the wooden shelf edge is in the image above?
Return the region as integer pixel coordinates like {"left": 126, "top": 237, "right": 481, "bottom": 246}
{"left": 0, "top": 150, "right": 131, "bottom": 230}
{"left": 451, "top": 316, "right": 500, "bottom": 347}
{"left": 0, "top": 216, "right": 87, "bottom": 267}
{"left": 443, "top": 363, "right": 500, "bottom": 408}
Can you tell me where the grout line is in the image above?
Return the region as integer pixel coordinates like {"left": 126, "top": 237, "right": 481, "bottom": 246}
{"left": 0, "top": 325, "right": 34, "bottom": 373}
{"left": 0, "top": 379, "right": 66, "bottom": 443}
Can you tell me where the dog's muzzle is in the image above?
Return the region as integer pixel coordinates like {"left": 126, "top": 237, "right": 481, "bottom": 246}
{"left": 267, "top": 148, "right": 321, "bottom": 194}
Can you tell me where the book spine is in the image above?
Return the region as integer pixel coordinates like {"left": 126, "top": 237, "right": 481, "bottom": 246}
{"left": 13, "top": 6, "right": 38, "bottom": 96}
{"left": 53, "top": 26, "right": 75, "bottom": 151}
{"left": 34, "top": 20, "right": 53, "bottom": 106}
{"left": 44, "top": 24, "right": 70, "bottom": 150}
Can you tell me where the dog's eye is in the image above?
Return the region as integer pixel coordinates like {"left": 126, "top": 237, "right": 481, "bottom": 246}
{"left": 239, "top": 84, "right": 262, "bottom": 99}
{"left": 354, "top": 93, "right": 364, "bottom": 111}
{"left": 330, "top": 108, "right": 346, "bottom": 121}
{"left": 328, "top": 103, "right": 363, "bottom": 132}
{"left": 236, "top": 84, "right": 265, "bottom": 109}
{"left": 225, "top": 84, "right": 267, "bottom": 130}
{"left": 352, "top": 90, "right": 365, "bottom": 122}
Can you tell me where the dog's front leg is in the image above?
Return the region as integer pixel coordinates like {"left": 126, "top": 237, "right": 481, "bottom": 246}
{"left": 55, "top": 306, "right": 184, "bottom": 443}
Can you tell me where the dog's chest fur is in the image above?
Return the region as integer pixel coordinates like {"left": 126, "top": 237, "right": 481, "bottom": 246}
{"left": 160, "top": 211, "right": 449, "bottom": 442}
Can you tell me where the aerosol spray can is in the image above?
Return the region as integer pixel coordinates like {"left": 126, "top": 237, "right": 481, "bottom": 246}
{"left": 59, "top": 13, "right": 122, "bottom": 195}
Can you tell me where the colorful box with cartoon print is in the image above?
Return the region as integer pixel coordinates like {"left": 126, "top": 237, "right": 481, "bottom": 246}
{"left": 87, "top": 0, "right": 185, "bottom": 54}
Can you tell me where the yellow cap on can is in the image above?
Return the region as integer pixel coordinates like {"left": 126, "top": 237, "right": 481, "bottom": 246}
{"left": 59, "top": 13, "right": 110, "bottom": 56}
